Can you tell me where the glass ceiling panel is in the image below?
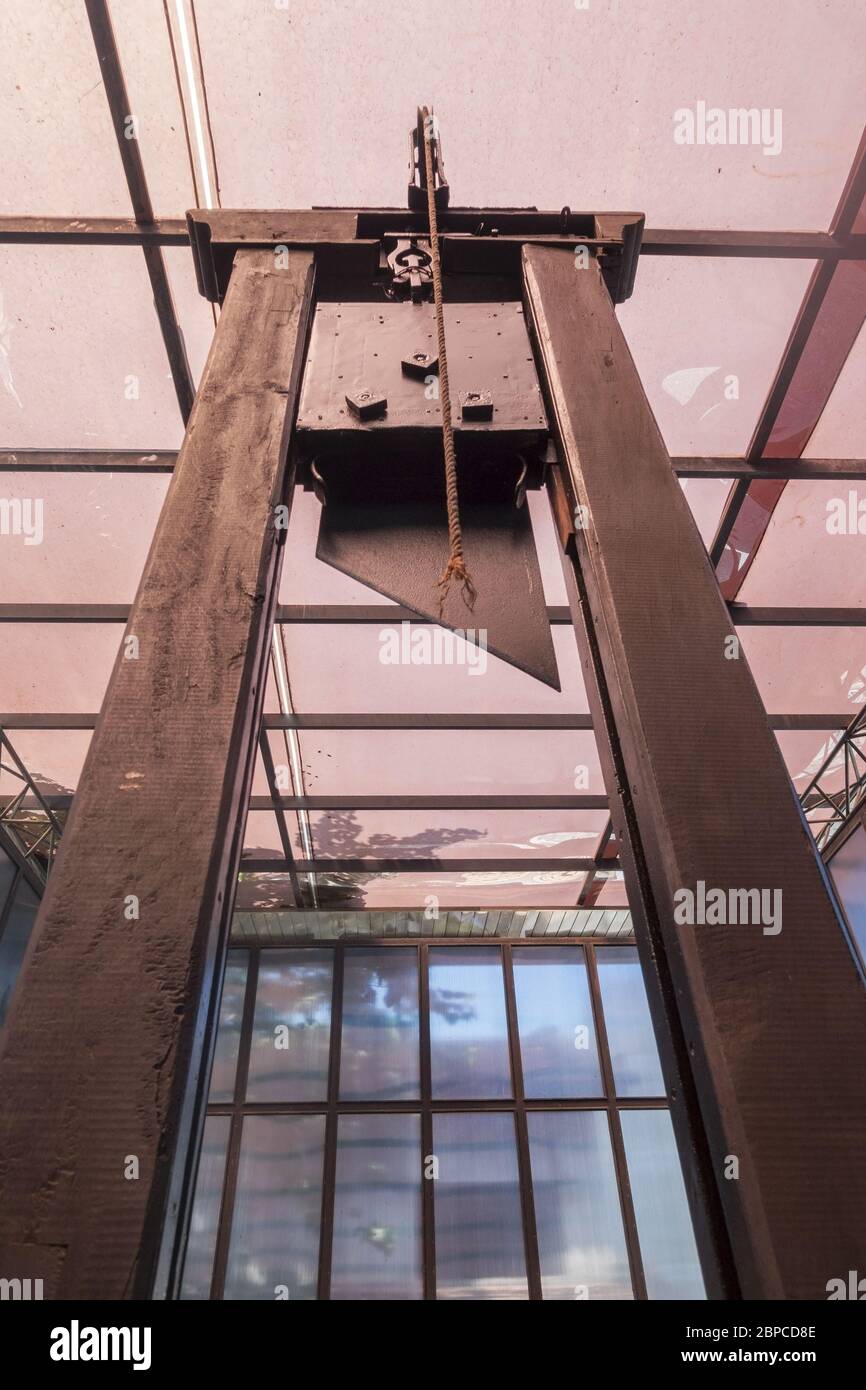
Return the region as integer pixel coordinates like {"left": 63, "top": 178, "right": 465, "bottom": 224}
{"left": 0, "top": 247, "right": 185, "bottom": 449}
{"left": 278, "top": 625, "right": 587, "bottom": 714}
{"left": 803, "top": 319, "right": 866, "bottom": 459}
{"left": 681, "top": 478, "right": 732, "bottom": 549}
{"left": 286, "top": 730, "right": 603, "bottom": 797}
{"left": 305, "top": 809, "right": 609, "bottom": 862}
{"left": 0, "top": 730, "right": 90, "bottom": 801}
{"left": 594, "top": 878, "right": 628, "bottom": 909}
{"left": 109, "top": 0, "right": 198, "bottom": 219}
{"left": 250, "top": 746, "right": 271, "bottom": 798}
{"left": 2, "top": 1, "right": 130, "bottom": 216}
{"left": 0, "top": 473, "right": 169, "bottom": 603}
{"left": 234, "top": 871, "right": 589, "bottom": 913}
{"left": 739, "top": 480, "right": 866, "bottom": 608}
{"left": 0, "top": 625, "right": 120, "bottom": 714}
{"left": 618, "top": 257, "right": 815, "bottom": 457}
{"left": 164, "top": 246, "right": 217, "bottom": 390}
{"left": 738, "top": 627, "right": 866, "bottom": 718}
{"left": 242, "top": 808, "right": 283, "bottom": 856}
{"left": 195, "top": 0, "right": 866, "bottom": 230}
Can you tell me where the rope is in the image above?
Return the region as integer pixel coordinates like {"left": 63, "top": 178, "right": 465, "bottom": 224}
{"left": 421, "top": 106, "right": 476, "bottom": 614}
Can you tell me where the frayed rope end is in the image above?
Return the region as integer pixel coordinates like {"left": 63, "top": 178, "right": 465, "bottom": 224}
{"left": 437, "top": 554, "right": 477, "bottom": 619}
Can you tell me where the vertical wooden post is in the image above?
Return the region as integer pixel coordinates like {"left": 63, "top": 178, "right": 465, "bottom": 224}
{"left": 524, "top": 244, "right": 866, "bottom": 1299}
{"left": 0, "top": 249, "right": 314, "bottom": 1299}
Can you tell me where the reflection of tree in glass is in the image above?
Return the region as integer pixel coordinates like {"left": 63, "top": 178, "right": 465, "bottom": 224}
{"left": 341, "top": 954, "right": 415, "bottom": 1026}
{"left": 239, "top": 809, "right": 486, "bottom": 910}
{"left": 308, "top": 810, "right": 486, "bottom": 909}
{"left": 252, "top": 959, "right": 333, "bottom": 1034}
{"left": 356, "top": 1223, "right": 395, "bottom": 1258}
{"left": 428, "top": 986, "right": 477, "bottom": 1026}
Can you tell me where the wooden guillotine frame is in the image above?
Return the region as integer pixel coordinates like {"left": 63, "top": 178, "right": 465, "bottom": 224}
{"left": 1, "top": 96, "right": 865, "bottom": 1303}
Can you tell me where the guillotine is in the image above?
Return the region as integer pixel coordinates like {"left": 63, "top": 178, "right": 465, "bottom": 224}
{"left": 1, "top": 109, "right": 864, "bottom": 1303}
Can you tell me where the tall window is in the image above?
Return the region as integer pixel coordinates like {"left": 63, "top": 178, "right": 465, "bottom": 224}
{"left": 827, "top": 820, "right": 866, "bottom": 969}
{"left": 0, "top": 840, "right": 41, "bottom": 1029}
{"left": 180, "top": 939, "right": 705, "bottom": 1301}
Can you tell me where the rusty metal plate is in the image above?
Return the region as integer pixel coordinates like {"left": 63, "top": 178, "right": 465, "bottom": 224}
{"left": 297, "top": 301, "right": 548, "bottom": 443}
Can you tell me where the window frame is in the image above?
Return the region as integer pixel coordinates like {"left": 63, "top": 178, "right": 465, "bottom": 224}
{"left": 191, "top": 937, "right": 677, "bottom": 1301}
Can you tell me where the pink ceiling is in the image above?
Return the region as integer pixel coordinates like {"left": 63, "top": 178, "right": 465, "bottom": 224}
{"left": 2, "top": 0, "right": 865, "bottom": 912}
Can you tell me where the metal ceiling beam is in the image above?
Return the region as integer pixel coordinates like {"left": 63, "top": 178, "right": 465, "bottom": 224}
{"left": 255, "top": 794, "right": 608, "bottom": 811}
{"left": 1, "top": 712, "right": 849, "bottom": 731}
{"left": 19, "top": 792, "right": 603, "bottom": 814}
{"left": 524, "top": 242, "right": 866, "bottom": 1300}
{"left": 729, "top": 606, "right": 866, "bottom": 626}
{"left": 640, "top": 228, "right": 866, "bottom": 259}
{"left": 3, "top": 603, "right": 865, "bottom": 626}
{"left": 265, "top": 713, "right": 595, "bottom": 730}
{"left": 674, "top": 456, "right": 866, "bottom": 480}
{"left": 710, "top": 125, "right": 866, "bottom": 594}
{"left": 242, "top": 857, "right": 603, "bottom": 875}
{"left": 0, "top": 217, "right": 187, "bottom": 245}
{"left": 84, "top": 0, "right": 195, "bottom": 423}
{"left": 2, "top": 215, "right": 866, "bottom": 260}
{"left": 4, "top": 449, "right": 866, "bottom": 481}
{"left": 0, "top": 450, "right": 177, "bottom": 472}
{"left": 0, "top": 249, "right": 316, "bottom": 1300}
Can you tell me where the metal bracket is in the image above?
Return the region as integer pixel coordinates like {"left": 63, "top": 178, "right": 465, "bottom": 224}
{"left": 408, "top": 106, "right": 449, "bottom": 212}
{"left": 387, "top": 238, "right": 433, "bottom": 302}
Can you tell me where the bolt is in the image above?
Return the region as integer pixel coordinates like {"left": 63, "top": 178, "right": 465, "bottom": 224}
{"left": 460, "top": 389, "right": 493, "bottom": 421}
{"left": 345, "top": 389, "right": 387, "bottom": 421}
{"left": 401, "top": 351, "right": 439, "bottom": 380}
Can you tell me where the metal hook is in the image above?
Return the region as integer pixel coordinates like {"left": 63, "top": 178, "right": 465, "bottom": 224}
{"left": 310, "top": 459, "right": 327, "bottom": 506}
{"left": 514, "top": 456, "right": 528, "bottom": 510}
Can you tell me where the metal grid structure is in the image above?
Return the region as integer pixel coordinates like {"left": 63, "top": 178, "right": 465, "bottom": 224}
{"left": 801, "top": 706, "right": 866, "bottom": 851}
{"left": 186, "top": 937, "right": 694, "bottom": 1302}
{"left": 0, "top": 730, "right": 64, "bottom": 884}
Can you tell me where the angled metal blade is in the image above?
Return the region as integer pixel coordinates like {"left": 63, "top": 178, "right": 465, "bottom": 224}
{"left": 316, "top": 499, "right": 560, "bottom": 691}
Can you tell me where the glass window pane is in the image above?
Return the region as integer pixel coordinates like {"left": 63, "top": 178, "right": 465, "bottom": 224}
{"left": 429, "top": 948, "right": 512, "bottom": 1099}
{"left": 246, "top": 949, "right": 333, "bottom": 1102}
{"left": 433, "top": 1111, "right": 527, "bottom": 1300}
{"left": 0, "top": 845, "right": 16, "bottom": 912}
{"left": 208, "top": 951, "right": 248, "bottom": 1103}
{"left": 0, "top": 876, "right": 40, "bottom": 1028}
{"left": 339, "top": 948, "right": 420, "bottom": 1100}
{"left": 224, "top": 1114, "right": 325, "bottom": 1300}
{"left": 828, "top": 824, "right": 866, "bottom": 965}
{"left": 620, "top": 1109, "right": 705, "bottom": 1300}
{"left": 179, "top": 1115, "right": 231, "bottom": 1301}
{"left": 330, "top": 1113, "right": 422, "bottom": 1301}
{"left": 596, "top": 946, "right": 665, "bottom": 1097}
{"left": 513, "top": 946, "right": 603, "bottom": 1098}
{"left": 528, "top": 1110, "right": 632, "bottom": 1300}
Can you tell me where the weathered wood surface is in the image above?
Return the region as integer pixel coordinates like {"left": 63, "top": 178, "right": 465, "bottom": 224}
{"left": 524, "top": 243, "right": 866, "bottom": 1300}
{"left": 0, "top": 250, "right": 315, "bottom": 1298}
